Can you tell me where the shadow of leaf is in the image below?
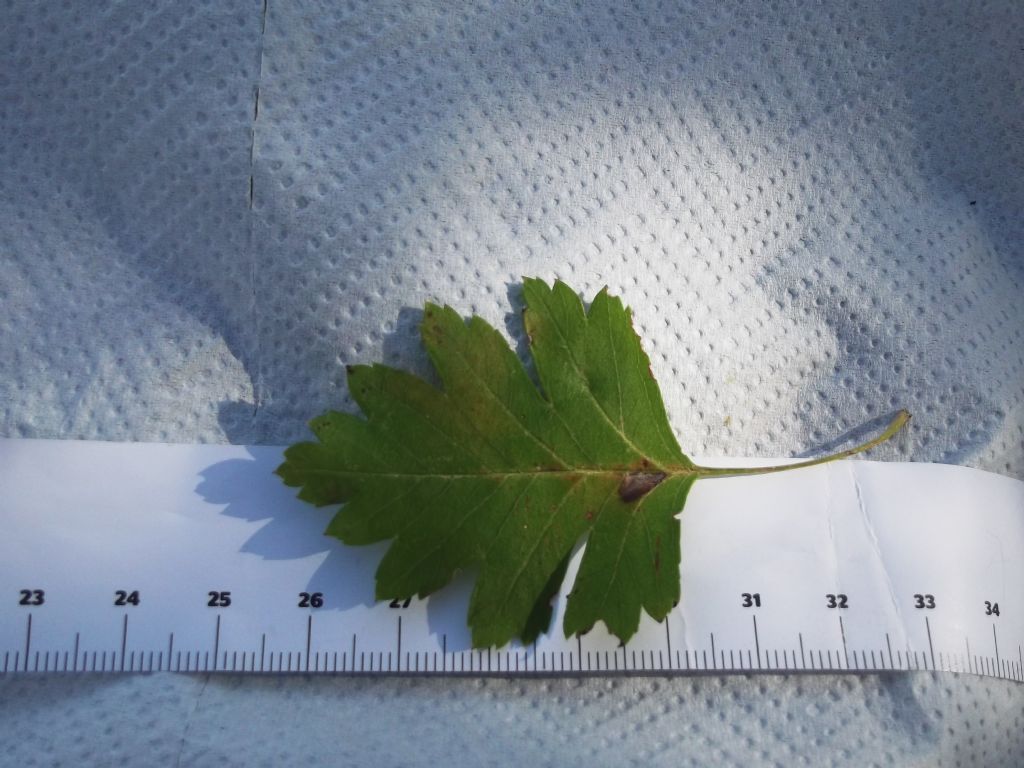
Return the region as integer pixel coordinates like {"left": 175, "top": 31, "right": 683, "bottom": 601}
{"left": 194, "top": 446, "right": 385, "bottom": 612}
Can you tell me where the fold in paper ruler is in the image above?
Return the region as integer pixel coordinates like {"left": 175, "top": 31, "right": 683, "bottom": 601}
{"left": 1, "top": 439, "right": 1022, "bottom": 679}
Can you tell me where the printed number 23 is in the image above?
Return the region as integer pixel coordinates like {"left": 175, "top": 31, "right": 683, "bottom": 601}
{"left": 18, "top": 589, "right": 44, "bottom": 606}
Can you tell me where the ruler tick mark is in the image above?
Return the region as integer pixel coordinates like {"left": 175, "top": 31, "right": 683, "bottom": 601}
{"left": 664, "top": 621, "right": 672, "bottom": 670}
{"left": 925, "top": 617, "right": 936, "bottom": 670}
{"left": 23, "top": 614, "right": 32, "bottom": 672}
{"left": 213, "top": 615, "right": 221, "bottom": 672}
{"left": 752, "top": 615, "right": 761, "bottom": 668}
{"left": 395, "top": 616, "right": 401, "bottom": 672}
{"left": 120, "top": 614, "right": 128, "bottom": 672}
{"left": 839, "top": 615, "right": 849, "bottom": 669}
{"left": 306, "top": 615, "right": 313, "bottom": 673}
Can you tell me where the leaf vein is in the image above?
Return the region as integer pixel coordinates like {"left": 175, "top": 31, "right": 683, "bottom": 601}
{"left": 488, "top": 475, "right": 584, "bottom": 623}
{"left": 389, "top": 476, "right": 513, "bottom": 587}
{"left": 443, "top": 335, "right": 569, "bottom": 469}
{"left": 544, "top": 287, "right": 649, "bottom": 463}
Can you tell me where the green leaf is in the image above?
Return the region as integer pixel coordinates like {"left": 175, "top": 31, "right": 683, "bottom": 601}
{"left": 277, "top": 279, "right": 910, "bottom": 648}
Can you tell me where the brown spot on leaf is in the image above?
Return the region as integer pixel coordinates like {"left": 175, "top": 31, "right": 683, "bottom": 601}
{"left": 584, "top": 509, "right": 595, "bottom": 521}
{"left": 617, "top": 471, "right": 667, "bottom": 502}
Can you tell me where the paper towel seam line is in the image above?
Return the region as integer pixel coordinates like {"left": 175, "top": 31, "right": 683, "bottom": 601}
{"left": 173, "top": 673, "right": 210, "bottom": 768}
{"left": 248, "top": 0, "right": 270, "bottom": 417}
{"left": 249, "top": 0, "right": 269, "bottom": 212}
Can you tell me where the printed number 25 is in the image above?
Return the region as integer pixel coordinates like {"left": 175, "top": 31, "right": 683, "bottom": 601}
{"left": 207, "top": 591, "right": 231, "bottom": 607}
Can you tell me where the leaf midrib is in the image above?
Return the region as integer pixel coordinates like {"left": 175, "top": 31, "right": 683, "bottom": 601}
{"left": 300, "top": 466, "right": 691, "bottom": 480}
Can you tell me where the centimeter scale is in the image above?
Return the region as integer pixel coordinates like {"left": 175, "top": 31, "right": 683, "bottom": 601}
{"left": 1, "top": 439, "right": 1022, "bottom": 680}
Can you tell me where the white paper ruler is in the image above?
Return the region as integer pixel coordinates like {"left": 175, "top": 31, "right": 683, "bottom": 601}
{"left": 1, "top": 438, "right": 1022, "bottom": 680}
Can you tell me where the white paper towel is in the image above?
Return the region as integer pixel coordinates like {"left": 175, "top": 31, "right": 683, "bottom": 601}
{"left": 1, "top": 1, "right": 1022, "bottom": 765}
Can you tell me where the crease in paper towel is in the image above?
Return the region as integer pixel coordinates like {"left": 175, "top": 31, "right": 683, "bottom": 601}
{"left": 849, "top": 462, "right": 907, "bottom": 641}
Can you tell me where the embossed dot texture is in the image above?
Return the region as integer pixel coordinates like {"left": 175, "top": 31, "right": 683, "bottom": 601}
{"left": 1, "top": 1, "right": 1023, "bottom": 766}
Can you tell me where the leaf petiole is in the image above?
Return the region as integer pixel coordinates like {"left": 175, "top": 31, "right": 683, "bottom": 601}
{"left": 688, "top": 409, "right": 910, "bottom": 478}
